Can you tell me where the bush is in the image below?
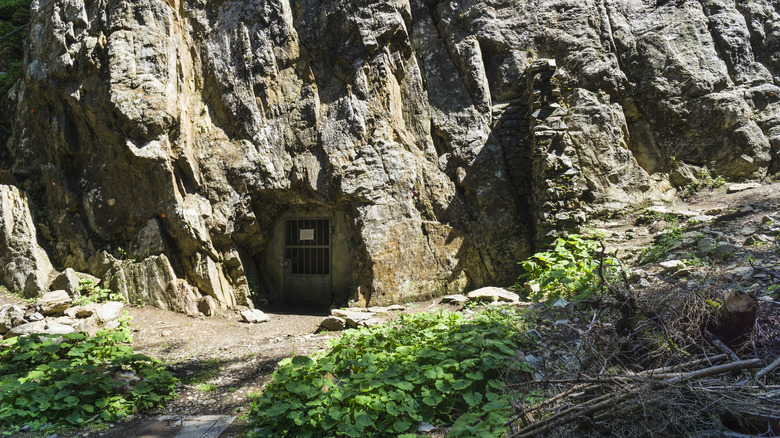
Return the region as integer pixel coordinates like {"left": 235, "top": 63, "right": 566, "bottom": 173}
{"left": 247, "top": 310, "right": 532, "bottom": 437}
{"left": 517, "top": 234, "right": 615, "bottom": 302}
{"left": 0, "top": 318, "right": 176, "bottom": 435}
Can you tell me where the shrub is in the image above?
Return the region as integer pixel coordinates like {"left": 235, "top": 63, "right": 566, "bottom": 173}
{"left": 517, "top": 234, "right": 616, "bottom": 302}
{"left": 0, "top": 318, "right": 176, "bottom": 435}
{"left": 246, "top": 310, "right": 532, "bottom": 437}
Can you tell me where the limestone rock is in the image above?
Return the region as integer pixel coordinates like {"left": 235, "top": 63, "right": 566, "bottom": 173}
{"left": 467, "top": 287, "right": 520, "bottom": 303}
{"left": 51, "top": 268, "right": 83, "bottom": 298}
{"left": 65, "top": 306, "right": 94, "bottom": 319}
{"left": 0, "top": 185, "right": 54, "bottom": 298}
{"left": 2, "top": 0, "right": 779, "bottom": 312}
{"left": 241, "top": 309, "right": 270, "bottom": 324}
{"left": 0, "top": 305, "right": 25, "bottom": 334}
{"left": 659, "top": 260, "right": 686, "bottom": 272}
{"left": 198, "top": 295, "right": 218, "bottom": 317}
{"left": 51, "top": 269, "right": 99, "bottom": 298}
{"left": 5, "top": 320, "right": 47, "bottom": 339}
{"left": 319, "top": 316, "right": 346, "bottom": 331}
{"left": 440, "top": 294, "right": 468, "bottom": 304}
{"left": 727, "top": 182, "right": 762, "bottom": 193}
{"left": 38, "top": 290, "right": 72, "bottom": 316}
{"left": 45, "top": 322, "right": 76, "bottom": 336}
{"left": 95, "top": 302, "right": 124, "bottom": 324}
{"left": 345, "top": 312, "right": 375, "bottom": 328}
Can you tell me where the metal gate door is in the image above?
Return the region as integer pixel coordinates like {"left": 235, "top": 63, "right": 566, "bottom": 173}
{"left": 282, "top": 218, "right": 332, "bottom": 305}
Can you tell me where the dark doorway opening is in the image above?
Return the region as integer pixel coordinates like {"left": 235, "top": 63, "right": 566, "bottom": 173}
{"left": 282, "top": 218, "right": 332, "bottom": 305}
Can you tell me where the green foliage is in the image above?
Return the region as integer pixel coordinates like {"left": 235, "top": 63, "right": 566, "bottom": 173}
{"left": 517, "top": 235, "right": 616, "bottom": 302}
{"left": 247, "top": 310, "right": 531, "bottom": 437}
{"left": 0, "top": 319, "right": 176, "bottom": 435}
{"left": 684, "top": 169, "right": 726, "bottom": 194}
{"left": 72, "top": 278, "right": 125, "bottom": 305}
{"left": 0, "top": 0, "right": 30, "bottom": 92}
{"left": 639, "top": 221, "right": 684, "bottom": 264}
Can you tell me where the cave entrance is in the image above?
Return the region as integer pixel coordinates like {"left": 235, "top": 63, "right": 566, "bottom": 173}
{"left": 282, "top": 218, "right": 332, "bottom": 305}
{"left": 264, "top": 206, "right": 353, "bottom": 307}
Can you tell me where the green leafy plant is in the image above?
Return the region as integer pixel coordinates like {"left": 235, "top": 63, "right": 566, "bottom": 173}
{"left": 246, "top": 310, "right": 532, "bottom": 437}
{"left": 683, "top": 169, "right": 726, "bottom": 194}
{"left": 639, "top": 221, "right": 684, "bottom": 264}
{"left": 0, "top": 319, "right": 176, "bottom": 435}
{"left": 72, "top": 278, "right": 124, "bottom": 305}
{"left": 516, "top": 234, "right": 616, "bottom": 302}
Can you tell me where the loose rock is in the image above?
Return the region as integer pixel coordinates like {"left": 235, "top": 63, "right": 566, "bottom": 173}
{"left": 319, "top": 316, "right": 346, "bottom": 331}
{"left": 727, "top": 183, "right": 761, "bottom": 193}
{"left": 198, "top": 296, "right": 218, "bottom": 317}
{"left": 38, "top": 290, "right": 72, "bottom": 315}
{"left": 240, "top": 309, "right": 269, "bottom": 324}
{"left": 466, "top": 287, "right": 520, "bottom": 303}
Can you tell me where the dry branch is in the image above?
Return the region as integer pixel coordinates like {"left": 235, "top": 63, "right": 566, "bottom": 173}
{"left": 507, "top": 358, "right": 765, "bottom": 438}
{"left": 756, "top": 356, "right": 780, "bottom": 380}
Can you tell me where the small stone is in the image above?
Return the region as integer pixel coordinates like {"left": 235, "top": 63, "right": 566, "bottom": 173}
{"left": 672, "top": 267, "right": 694, "bottom": 277}
{"left": 387, "top": 304, "right": 405, "bottom": 311}
{"left": 345, "top": 312, "right": 374, "bottom": 328}
{"left": 728, "top": 266, "right": 753, "bottom": 279}
{"left": 638, "top": 278, "right": 652, "bottom": 288}
{"left": 659, "top": 260, "right": 685, "bottom": 271}
{"left": 240, "top": 309, "right": 269, "bottom": 323}
{"left": 74, "top": 306, "right": 94, "bottom": 318}
{"left": 440, "top": 294, "right": 467, "bottom": 304}
{"left": 727, "top": 182, "right": 760, "bottom": 193}
{"left": 418, "top": 422, "right": 436, "bottom": 433}
{"left": 28, "top": 312, "right": 44, "bottom": 321}
{"left": 38, "top": 290, "right": 72, "bottom": 315}
{"left": 319, "top": 316, "right": 346, "bottom": 331}
{"left": 467, "top": 287, "right": 520, "bottom": 303}
{"left": 551, "top": 298, "right": 569, "bottom": 307}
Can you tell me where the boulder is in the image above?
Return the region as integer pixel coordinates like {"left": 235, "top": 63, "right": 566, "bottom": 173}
{"left": 319, "top": 316, "right": 346, "bottom": 331}
{"left": 51, "top": 269, "right": 99, "bottom": 298}
{"left": 45, "top": 322, "right": 76, "bottom": 336}
{"left": 95, "top": 302, "right": 124, "bottom": 324}
{"left": 241, "top": 309, "right": 269, "bottom": 323}
{"left": 0, "top": 185, "right": 54, "bottom": 298}
{"left": 38, "top": 290, "right": 72, "bottom": 315}
{"left": 5, "top": 320, "right": 47, "bottom": 339}
{"left": 467, "top": 287, "right": 520, "bottom": 303}
{"left": 0, "top": 305, "right": 25, "bottom": 333}
{"left": 198, "top": 295, "right": 218, "bottom": 316}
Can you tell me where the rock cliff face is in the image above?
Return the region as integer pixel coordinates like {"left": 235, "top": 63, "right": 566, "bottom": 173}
{"left": 1, "top": 0, "right": 778, "bottom": 308}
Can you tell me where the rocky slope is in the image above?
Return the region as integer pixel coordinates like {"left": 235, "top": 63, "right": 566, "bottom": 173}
{"left": 0, "top": 0, "right": 778, "bottom": 309}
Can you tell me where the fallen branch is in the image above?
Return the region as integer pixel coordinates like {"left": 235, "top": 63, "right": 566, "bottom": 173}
{"left": 704, "top": 329, "right": 740, "bottom": 362}
{"left": 756, "top": 356, "right": 780, "bottom": 381}
{"left": 508, "top": 359, "right": 764, "bottom": 438}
